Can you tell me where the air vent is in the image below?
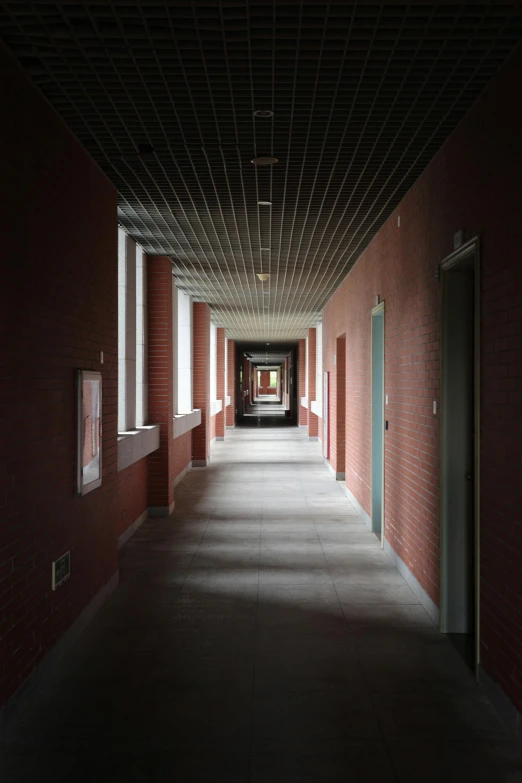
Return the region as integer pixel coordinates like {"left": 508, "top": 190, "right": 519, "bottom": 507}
{"left": 52, "top": 551, "right": 71, "bottom": 590}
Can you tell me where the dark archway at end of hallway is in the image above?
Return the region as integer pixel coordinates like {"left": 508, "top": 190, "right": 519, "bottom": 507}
{"left": 235, "top": 342, "right": 298, "bottom": 428}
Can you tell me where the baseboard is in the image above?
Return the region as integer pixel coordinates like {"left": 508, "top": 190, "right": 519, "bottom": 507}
{"left": 323, "top": 458, "right": 345, "bottom": 481}
{"left": 0, "top": 571, "right": 119, "bottom": 727}
{"left": 174, "top": 461, "right": 192, "bottom": 488}
{"left": 192, "top": 458, "right": 209, "bottom": 467}
{"left": 148, "top": 501, "right": 175, "bottom": 517}
{"left": 383, "top": 538, "right": 440, "bottom": 626}
{"left": 478, "top": 666, "right": 521, "bottom": 740}
{"left": 216, "top": 436, "right": 225, "bottom": 441}
{"left": 226, "top": 425, "right": 235, "bottom": 430}
{"left": 337, "top": 481, "right": 372, "bottom": 531}
{"left": 118, "top": 510, "right": 148, "bottom": 550}
{"left": 299, "top": 424, "right": 308, "bottom": 429}
{"left": 308, "top": 436, "right": 319, "bottom": 441}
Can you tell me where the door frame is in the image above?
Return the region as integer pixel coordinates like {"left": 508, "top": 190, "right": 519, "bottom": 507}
{"left": 439, "top": 236, "right": 481, "bottom": 679}
{"left": 371, "top": 301, "right": 385, "bottom": 547}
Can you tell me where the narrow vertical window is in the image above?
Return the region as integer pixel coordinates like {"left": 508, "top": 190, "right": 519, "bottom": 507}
{"left": 136, "top": 246, "right": 147, "bottom": 427}
{"left": 117, "top": 228, "right": 127, "bottom": 433}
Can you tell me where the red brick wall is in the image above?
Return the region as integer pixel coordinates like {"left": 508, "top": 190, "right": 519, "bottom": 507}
{"left": 298, "top": 339, "right": 307, "bottom": 425}
{"left": 147, "top": 259, "right": 174, "bottom": 511}
{"left": 322, "top": 43, "right": 522, "bottom": 712}
{"left": 308, "top": 328, "right": 318, "bottom": 437}
{"left": 209, "top": 414, "right": 217, "bottom": 443}
{"left": 226, "top": 339, "right": 235, "bottom": 426}
{"left": 193, "top": 303, "right": 210, "bottom": 462}
{"left": 116, "top": 459, "right": 148, "bottom": 538}
{"left": 172, "top": 431, "right": 192, "bottom": 480}
{"left": 1, "top": 45, "right": 119, "bottom": 705}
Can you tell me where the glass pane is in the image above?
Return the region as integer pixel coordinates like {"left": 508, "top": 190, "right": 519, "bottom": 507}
{"left": 82, "top": 378, "right": 101, "bottom": 486}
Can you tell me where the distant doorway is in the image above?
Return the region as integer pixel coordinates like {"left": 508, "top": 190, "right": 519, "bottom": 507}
{"left": 440, "top": 238, "right": 480, "bottom": 675}
{"left": 371, "top": 303, "right": 385, "bottom": 541}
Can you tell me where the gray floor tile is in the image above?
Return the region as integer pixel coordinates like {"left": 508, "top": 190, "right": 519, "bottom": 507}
{"left": 1, "top": 428, "right": 518, "bottom": 782}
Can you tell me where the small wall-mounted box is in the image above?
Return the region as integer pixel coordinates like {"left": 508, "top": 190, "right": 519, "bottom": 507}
{"left": 52, "top": 551, "right": 71, "bottom": 590}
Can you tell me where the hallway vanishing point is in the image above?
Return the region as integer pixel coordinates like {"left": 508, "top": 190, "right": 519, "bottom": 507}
{"left": 1, "top": 430, "right": 521, "bottom": 782}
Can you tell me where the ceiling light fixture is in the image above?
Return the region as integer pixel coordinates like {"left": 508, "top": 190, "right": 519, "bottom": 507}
{"left": 257, "top": 273, "right": 270, "bottom": 281}
{"left": 254, "top": 110, "right": 274, "bottom": 118}
{"left": 261, "top": 247, "right": 271, "bottom": 251}
{"left": 258, "top": 201, "right": 272, "bottom": 206}
{"left": 251, "top": 156, "right": 279, "bottom": 166}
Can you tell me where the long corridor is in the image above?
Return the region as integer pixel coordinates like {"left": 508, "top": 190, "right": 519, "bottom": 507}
{"left": 1, "top": 430, "right": 521, "bottom": 781}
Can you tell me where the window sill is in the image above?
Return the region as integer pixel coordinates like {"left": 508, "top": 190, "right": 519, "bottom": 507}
{"left": 173, "top": 409, "right": 201, "bottom": 440}
{"left": 118, "top": 424, "right": 160, "bottom": 472}
{"left": 310, "top": 400, "right": 322, "bottom": 417}
{"left": 210, "top": 399, "right": 223, "bottom": 416}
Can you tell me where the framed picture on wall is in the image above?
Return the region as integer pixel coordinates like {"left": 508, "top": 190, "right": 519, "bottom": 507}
{"left": 77, "top": 370, "right": 102, "bottom": 496}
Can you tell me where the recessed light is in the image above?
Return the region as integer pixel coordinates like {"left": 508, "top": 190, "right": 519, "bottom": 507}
{"left": 254, "top": 110, "right": 274, "bottom": 118}
{"left": 251, "top": 156, "right": 279, "bottom": 166}
{"left": 258, "top": 201, "right": 272, "bottom": 206}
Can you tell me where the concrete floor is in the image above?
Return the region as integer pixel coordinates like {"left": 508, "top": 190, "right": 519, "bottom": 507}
{"left": 1, "top": 429, "right": 521, "bottom": 781}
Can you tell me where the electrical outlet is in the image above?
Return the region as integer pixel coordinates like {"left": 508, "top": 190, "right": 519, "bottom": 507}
{"left": 52, "top": 551, "right": 71, "bottom": 590}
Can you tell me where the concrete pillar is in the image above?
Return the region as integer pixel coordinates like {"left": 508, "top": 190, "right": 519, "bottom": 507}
{"left": 216, "top": 327, "right": 226, "bottom": 440}
{"left": 299, "top": 338, "right": 308, "bottom": 426}
{"left": 226, "top": 339, "right": 236, "bottom": 428}
{"left": 193, "top": 302, "right": 210, "bottom": 465}
{"left": 147, "top": 257, "right": 174, "bottom": 515}
{"left": 308, "top": 328, "right": 318, "bottom": 438}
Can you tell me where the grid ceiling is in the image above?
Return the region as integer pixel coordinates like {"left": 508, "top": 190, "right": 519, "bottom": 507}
{"left": 238, "top": 342, "right": 295, "bottom": 364}
{"left": 2, "top": 2, "right": 522, "bottom": 339}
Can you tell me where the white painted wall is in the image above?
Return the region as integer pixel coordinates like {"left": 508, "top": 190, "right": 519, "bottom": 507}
{"left": 177, "top": 288, "right": 193, "bottom": 413}
{"left": 210, "top": 322, "right": 217, "bottom": 404}
{"left": 118, "top": 229, "right": 137, "bottom": 432}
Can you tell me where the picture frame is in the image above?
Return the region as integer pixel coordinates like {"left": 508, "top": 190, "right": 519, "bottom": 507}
{"left": 77, "top": 369, "right": 102, "bottom": 496}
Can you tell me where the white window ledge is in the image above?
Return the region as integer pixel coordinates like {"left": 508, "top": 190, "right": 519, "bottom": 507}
{"left": 210, "top": 399, "right": 223, "bottom": 417}
{"left": 301, "top": 397, "right": 308, "bottom": 409}
{"left": 118, "top": 424, "right": 160, "bottom": 472}
{"left": 310, "top": 400, "right": 322, "bottom": 417}
{"left": 225, "top": 395, "right": 231, "bottom": 407}
{"left": 173, "top": 409, "right": 201, "bottom": 439}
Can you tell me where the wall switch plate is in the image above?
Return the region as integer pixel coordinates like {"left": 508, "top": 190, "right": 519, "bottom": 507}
{"left": 433, "top": 400, "right": 437, "bottom": 415}
{"left": 333, "top": 354, "right": 336, "bottom": 366}
{"left": 397, "top": 215, "right": 400, "bottom": 227}
{"left": 385, "top": 395, "right": 388, "bottom": 405}
{"left": 100, "top": 351, "right": 104, "bottom": 364}
{"left": 52, "top": 551, "right": 71, "bottom": 590}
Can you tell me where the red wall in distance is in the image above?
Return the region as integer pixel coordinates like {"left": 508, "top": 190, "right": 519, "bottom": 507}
{"left": 322, "top": 43, "right": 522, "bottom": 713}
{"left": 298, "top": 339, "right": 307, "bottom": 426}
{"left": 1, "top": 45, "right": 119, "bottom": 706}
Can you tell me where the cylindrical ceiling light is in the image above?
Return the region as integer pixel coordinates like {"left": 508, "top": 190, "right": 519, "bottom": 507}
{"left": 251, "top": 156, "right": 278, "bottom": 166}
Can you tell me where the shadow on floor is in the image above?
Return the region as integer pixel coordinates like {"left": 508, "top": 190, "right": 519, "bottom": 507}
{"left": 1, "top": 431, "right": 521, "bottom": 782}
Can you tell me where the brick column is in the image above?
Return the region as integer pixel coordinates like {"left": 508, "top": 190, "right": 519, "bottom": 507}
{"left": 226, "top": 339, "right": 235, "bottom": 427}
{"left": 299, "top": 338, "right": 308, "bottom": 426}
{"left": 147, "top": 257, "right": 174, "bottom": 515}
{"left": 193, "top": 303, "right": 210, "bottom": 465}
{"left": 308, "top": 328, "right": 318, "bottom": 438}
{"left": 216, "top": 327, "right": 226, "bottom": 440}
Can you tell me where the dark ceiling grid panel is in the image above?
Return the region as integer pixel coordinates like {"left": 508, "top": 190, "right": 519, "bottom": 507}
{"left": 1, "top": 2, "right": 521, "bottom": 339}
